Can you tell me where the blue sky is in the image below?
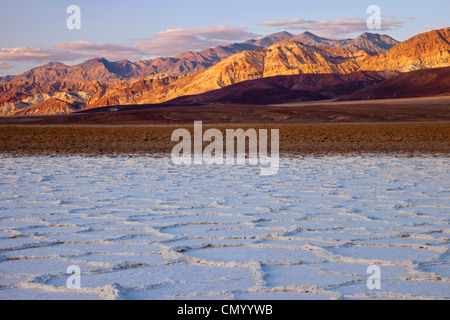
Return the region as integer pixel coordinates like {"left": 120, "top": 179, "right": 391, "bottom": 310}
{"left": 0, "top": 0, "right": 449, "bottom": 76}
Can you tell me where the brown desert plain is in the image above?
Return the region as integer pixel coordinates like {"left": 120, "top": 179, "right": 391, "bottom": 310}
{"left": 0, "top": 97, "right": 449, "bottom": 156}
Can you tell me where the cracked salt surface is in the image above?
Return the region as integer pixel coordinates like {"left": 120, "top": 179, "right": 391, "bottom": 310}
{"left": 0, "top": 155, "right": 448, "bottom": 300}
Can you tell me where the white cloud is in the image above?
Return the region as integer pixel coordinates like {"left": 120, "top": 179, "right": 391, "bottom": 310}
{"left": 0, "top": 46, "right": 85, "bottom": 62}
{"left": 0, "top": 62, "right": 11, "bottom": 70}
{"left": 420, "top": 25, "right": 447, "bottom": 33}
{"left": 53, "top": 42, "right": 141, "bottom": 60}
{"left": 258, "top": 18, "right": 311, "bottom": 27}
{"left": 134, "top": 25, "right": 260, "bottom": 57}
{"left": 0, "top": 25, "right": 260, "bottom": 65}
{"left": 0, "top": 42, "right": 141, "bottom": 63}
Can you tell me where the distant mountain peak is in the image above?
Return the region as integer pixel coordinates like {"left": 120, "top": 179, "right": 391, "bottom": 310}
{"left": 82, "top": 57, "right": 109, "bottom": 65}
{"left": 244, "top": 31, "right": 295, "bottom": 47}
{"left": 93, "top": 57, "right": 109, "bottom": 63}
{"left": 291, "top": 30, "right": 399, "bottom": 52}
{"left": 301, "top": 31, "right": 325, "bottom": 39}
{"left": 357, "top": 32, "right": 393, "bottom": 39}
{"left": 294, "top": 31, "right": 331, "bottom": 44}
{"left": 44, "top": 62, "right": 67, "bottom": 69}
{"left": 273, "top": 31, "right": 295, "bottom": 37}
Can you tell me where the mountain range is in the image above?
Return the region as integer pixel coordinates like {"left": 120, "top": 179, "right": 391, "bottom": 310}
{"left": 2, "top": 31, "right": 399, "bottom": 83}
{"left": 1, "top": 28, "right": 449, "bottom": 117}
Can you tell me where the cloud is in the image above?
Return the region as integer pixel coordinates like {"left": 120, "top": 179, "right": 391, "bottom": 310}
{"left": 53, "top": 42, "right": 141, "bottom": 60}
{"left": 420, "top": 25, "right": 447, "bottom": 33}
{"left": 0, "top": 25, "right": 260, "bottom": 65}
{"left": 0, "top": 46, "right": 86, "bottom": 62}
{"left": 134, "top": 25, "right": 260, "bottom": 57}
{"left": 0, "top": 42, "right": 141, "bottom": 63}
{"left": 0, "top": 62, "right": 11, "bottom": 70}
{"left": 258, "top": 18, "right": 311, "bottom": 27}
{"left": 258, "top": 17, "right": 405, "bottom": 38}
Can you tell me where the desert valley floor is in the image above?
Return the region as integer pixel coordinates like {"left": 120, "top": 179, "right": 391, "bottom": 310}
{"left": 0, "top": 97, "right": 449, "bottom": 156}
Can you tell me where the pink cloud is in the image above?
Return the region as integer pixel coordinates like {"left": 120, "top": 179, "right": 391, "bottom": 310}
{"left": 53, "top": 41, "right": 141, "bottom": 60}
{"left": 421, "top": 25, "right": 447, "bottom": 33}
{"left": 0, "top": 25, "right": 260, "bottom": 64}
{"left": 258, "top": 18, "right": 311, "bottom": 27}
{"left": 0, "top": 46, "right": 85, "bottom": 62}
{"left": 134, "top": 25, "right": 260, "bottom": 56}
{"left": 0, "top": 62, "right": 11, "bottom": 70}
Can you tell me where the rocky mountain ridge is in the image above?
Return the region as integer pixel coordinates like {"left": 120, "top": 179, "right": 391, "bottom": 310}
{"left": 1, "top": 28, "right": 449, "bottom": 116}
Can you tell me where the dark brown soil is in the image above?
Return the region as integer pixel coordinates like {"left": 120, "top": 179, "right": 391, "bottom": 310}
{"left": 0, "top": 98, "right": 449, "bottom": 156}
{"left": 0, "top": 122, "right": 448, "bottom": 156}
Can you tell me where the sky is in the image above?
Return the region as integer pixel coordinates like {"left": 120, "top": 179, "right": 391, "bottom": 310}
{"left": 0, "top": 0, "right": 449, "bottom": 76}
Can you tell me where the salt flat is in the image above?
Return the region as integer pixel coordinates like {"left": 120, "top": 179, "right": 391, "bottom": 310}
{"left": 0, "top": 155, "right": 448, "bottom": 300}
